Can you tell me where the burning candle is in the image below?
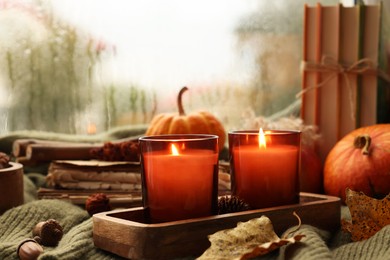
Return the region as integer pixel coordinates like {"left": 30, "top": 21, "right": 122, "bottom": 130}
{"left": 139, "top": 134, "right": 219, "bottom": 223}
{"left": 229, "top": 129, "right": 301, "bottom": 209}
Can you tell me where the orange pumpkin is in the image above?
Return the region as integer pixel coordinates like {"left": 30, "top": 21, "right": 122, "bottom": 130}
{"left": 324, "top": 124, "right": 390, "bottom": 203}
{"left": 145, "top": 86, "right": 227, "bottom": 151}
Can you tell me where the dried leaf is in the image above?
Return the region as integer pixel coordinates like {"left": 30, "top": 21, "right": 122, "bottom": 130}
{"left": 197, "top": 214, "right": 305, "bottom": 260}
{"left": 342, "top": 188, "right": 390, "bottom": 241}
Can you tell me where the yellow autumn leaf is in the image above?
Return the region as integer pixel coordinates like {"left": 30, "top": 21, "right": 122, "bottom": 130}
{"left": 342, "top": 188, "right": 390, "bottom": 241}
{"left": 197, "top": 214, "right": 305, "bottom": 260}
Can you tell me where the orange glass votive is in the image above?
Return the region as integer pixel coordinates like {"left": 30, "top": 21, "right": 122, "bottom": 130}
{"left": 228, "top": 130, "right": 301, "bottom": 209}
{"left": 139, "top": 134, "right": 219, "bottom": 223}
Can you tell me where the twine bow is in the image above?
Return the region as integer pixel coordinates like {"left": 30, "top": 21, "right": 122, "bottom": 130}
{"left": 297, "top": 55, "right": 390, "bottom": 121}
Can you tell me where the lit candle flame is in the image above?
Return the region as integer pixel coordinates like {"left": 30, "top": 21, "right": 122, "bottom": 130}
{"left": 258, "top": 128, "right": 266, "bottom": 149}
{"left": 171, "top": 143, "right": 180, "bottom": 156}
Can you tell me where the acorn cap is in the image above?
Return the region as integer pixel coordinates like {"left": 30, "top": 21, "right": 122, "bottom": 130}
{"left": 32, "top": 219, "right": 63, "bottom": 247}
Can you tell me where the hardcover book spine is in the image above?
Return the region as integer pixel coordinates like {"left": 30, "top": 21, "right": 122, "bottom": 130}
{"left": 339, "top": 4, "right": 360, "bottom": 137}
{"left": 317, "top": 4, "right": 340, "bottom": 161}
{"left": 301, "top": 4, "right": 322, "bottom": 127}
{"left": 377, "top": 2, "right": 390, "bottom": 123}
{"left": 360, "top": 4, "right": 381, "bottom": 126}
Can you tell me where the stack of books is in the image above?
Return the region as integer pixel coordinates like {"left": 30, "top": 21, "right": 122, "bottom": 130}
{"left": 301, "top": 2, "right": 390, "bottom": 161}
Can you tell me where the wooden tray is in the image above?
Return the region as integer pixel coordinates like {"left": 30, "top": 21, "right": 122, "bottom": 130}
{"left": 93, "top": 192, "right": 340, "bottom": 260}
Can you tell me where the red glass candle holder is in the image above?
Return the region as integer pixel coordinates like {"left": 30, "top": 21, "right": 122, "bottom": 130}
{"left": 228, "top": 130, "right": 301, "bottom": 209}
{"left": 139, "top": 134, "right": 219, "bottom": 223}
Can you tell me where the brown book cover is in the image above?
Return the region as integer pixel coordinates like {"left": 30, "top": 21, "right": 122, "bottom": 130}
{"left": 301, "top": 3, "right": 322, "bottom": 126}
{"left": 317, "top": 4, "right": 341, "bottom": 162}
{"left": 360, "top": 4, "right": 381, "bottom": 126}
{"left": 339, "top": 5, "right": 361, "bottom": 138}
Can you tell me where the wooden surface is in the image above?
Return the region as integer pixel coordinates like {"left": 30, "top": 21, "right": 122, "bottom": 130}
{"left": 93, "top": 192, "right": 341, "bottom": 260}
{"left": 0, "top": 162, "right": 24, "bottom": 214}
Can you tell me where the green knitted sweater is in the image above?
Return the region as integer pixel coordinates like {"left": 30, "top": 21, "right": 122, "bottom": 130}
{"left": 0, "top": 176, "right": 124, "bottom": 260}
{"left": 1, "top": 175, "right": 389, "bottom": 260}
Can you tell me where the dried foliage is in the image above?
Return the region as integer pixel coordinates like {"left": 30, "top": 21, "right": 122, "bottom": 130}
{"left": 90, "top": 140, "right": 139, "bottom": 162}
{"left": 197, "top": 214, "right": 304, "bottom": 260}
{"left": 85, "top": 193, "right": 112, "bottom": 216}
{"left": 342, "top": 188, "right": 390, "bottom": 241}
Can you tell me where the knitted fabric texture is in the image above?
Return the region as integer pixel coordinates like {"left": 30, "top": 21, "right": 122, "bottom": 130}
{"left": 0, "top": 177, "right": 390, "bottom": 259}
{"left": 0, "top": 177, "right": 123, "bottom": 260}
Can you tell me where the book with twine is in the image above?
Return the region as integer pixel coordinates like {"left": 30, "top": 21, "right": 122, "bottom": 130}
{"left": 300, "top": 2, "right": 390, "bottom": 162}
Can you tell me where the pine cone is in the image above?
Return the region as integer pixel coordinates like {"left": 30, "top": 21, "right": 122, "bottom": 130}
{"left": 218, "top": 195, "right": 251, "bottom": 215}
{"left": 0, "top": 152, "right": 10, "bottom": 169}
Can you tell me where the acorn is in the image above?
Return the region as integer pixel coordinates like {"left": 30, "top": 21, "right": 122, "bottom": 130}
{"left": 32, "top": 219, "right": 63, "bottom": 247}
{"left": 17, "top": 239, "right": 43, "bottom": 260}
{"left": 218, "top": 195, "right": 251, "bottom": 214}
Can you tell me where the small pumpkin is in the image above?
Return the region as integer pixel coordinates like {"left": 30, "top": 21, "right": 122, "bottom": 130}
{"left": 145, "top": 86, "right": 227, "bottom": 151}
{"left": 324, "top": 124, "right": 390, "bottom": 203}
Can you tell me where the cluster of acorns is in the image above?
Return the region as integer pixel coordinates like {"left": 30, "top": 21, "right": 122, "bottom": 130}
{"left": 17, "top": 219, "right": 63, "bottom": 260}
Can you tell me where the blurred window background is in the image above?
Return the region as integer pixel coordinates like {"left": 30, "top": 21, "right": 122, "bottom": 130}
{"left": 5, "top": 0, "right": 385, "bottom": 135}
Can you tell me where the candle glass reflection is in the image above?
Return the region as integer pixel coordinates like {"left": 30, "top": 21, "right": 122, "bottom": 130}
{"left": 228, "top": 130, "right": 301, "bottom": 209}
{"left": 139, "top": 134, "right": 219, "bottom": 223}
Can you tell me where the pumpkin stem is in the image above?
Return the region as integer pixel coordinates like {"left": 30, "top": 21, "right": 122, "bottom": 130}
{"left": 353, "top": 135, "right": 371, "bottom": 155}
{"left": 178, "top": 86, "right": 188, "bottom": 116}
